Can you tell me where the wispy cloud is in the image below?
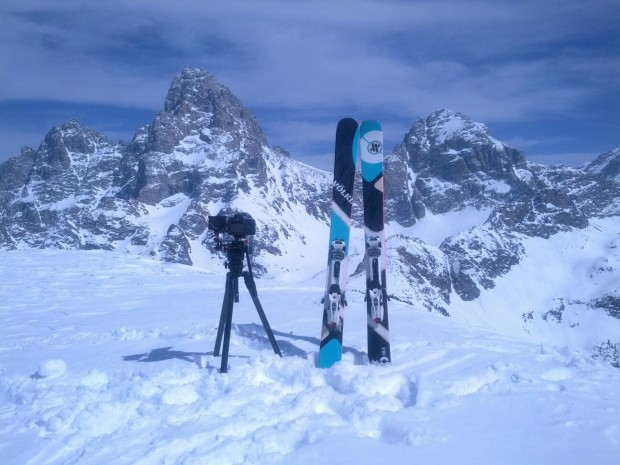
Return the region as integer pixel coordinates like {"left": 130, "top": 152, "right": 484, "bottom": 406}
{"left": 0, "top": 0, "right": 618, "bottom": 165}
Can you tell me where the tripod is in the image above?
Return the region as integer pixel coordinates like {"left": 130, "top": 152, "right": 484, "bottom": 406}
{"left": 213, "top": 238, "right": 282, "bottom": 373}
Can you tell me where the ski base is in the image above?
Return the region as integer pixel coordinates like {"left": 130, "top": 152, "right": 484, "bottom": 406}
{"left": 318, "top": 337, "right": 342, "bottom": 368}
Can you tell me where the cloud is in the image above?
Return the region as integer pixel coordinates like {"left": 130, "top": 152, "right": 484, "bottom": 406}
{"left": 2, "top": 0, "right": 617, "bottom": 116}
{"left": 0, "top": 0, "right": 618, "bottom": 165}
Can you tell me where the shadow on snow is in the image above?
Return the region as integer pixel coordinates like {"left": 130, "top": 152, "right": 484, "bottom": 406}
{"left": 121, "top": 323, "right": 366, "bottom": 366}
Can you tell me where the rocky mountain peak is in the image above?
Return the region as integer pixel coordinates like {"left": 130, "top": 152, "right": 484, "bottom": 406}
{"left": 27, "top": 119, "right": 114, "bottom": 182}
{"left": 386, "top": 109, "right": 528, "bottom": 221}
{"left": 424, "top": 109, "right": 500, "bottom": 148}
{"left": 584, "top": 148, "right": 620, "bottom": 181}
{"left": 163, "top": 68, "right": 225, "bottom": 114}
{"left": 45, "top": 119, "right": 110, "bottom": 152}
{"left": 403, "top": 108, "right": 526, "bottom": 177}
{"left": 137, "top": 68, "right": 266, "bottom": 155}
{"left": 119, "top": 68, "right": 274, "bottom": 206}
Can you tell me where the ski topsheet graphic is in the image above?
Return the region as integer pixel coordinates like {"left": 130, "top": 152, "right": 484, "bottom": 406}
{"left": 318, "top": 118, "right": 358, "bottom": 369}
{"left": 359, "top": 120, "right": 391, "bottom": 363}
{"left": 319, "top": 118, "right": 390, "bottom": 368}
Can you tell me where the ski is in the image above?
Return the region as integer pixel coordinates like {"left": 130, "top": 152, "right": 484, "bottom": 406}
{"left": 359, "top": 120, "right": 391, "bottom": 363}
{"left": 318, "top": 118, "right": 359, "bottom": 368}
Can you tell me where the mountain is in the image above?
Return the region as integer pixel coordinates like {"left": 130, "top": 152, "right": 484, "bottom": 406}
{"left": 584, "top": 147, "right": 620, "bottom": 181}
{"left": 0, "top": 69, "right": 618, "bottom": 366}
{"left": 382, "top": 109, "right": 592, "bottom": 306}
{"left": 385, "top": 109, "right": 527, "bottom": 224}
{"left": 378, "top": 109, "right": 619, "bottom": 364}
{"left": 0, "top": 69, "right": 331, "bottom": 278}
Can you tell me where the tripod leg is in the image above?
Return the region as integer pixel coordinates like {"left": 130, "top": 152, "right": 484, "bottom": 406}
{"left": 243, "top": 272, "right": 282, "bottom": 357}
{"left": 234, "top": 275, "right": 240, "bottom": 302}
{"left": 220, "top": 276, "right": 236, "bottom": 373}
{"left": 214, "top": 272, "right": 232, "bottom": 357}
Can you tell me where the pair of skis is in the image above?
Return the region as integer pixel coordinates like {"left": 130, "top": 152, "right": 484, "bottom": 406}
{"left": 319, "top": 118, "right": 391, "bottom": 368}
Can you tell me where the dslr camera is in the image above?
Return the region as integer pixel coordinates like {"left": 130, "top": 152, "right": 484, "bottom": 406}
{"left": 208, "top": 212, "right": 256, "bottom": 238}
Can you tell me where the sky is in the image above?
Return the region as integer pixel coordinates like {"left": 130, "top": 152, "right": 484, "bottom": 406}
{"left": 0, "top": 0, "right": 619, "bottom": 170}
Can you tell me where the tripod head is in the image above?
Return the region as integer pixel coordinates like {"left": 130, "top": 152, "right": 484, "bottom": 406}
{"left": 223, "top": 238, "right": 248, "bottom": 277}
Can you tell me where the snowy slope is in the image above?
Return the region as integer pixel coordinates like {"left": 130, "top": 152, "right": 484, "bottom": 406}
{"left": 449, "top": 217, "right": 620, "bottom": 347}
{"left": 1, "top": 250, "right": 619, "bottom": 465}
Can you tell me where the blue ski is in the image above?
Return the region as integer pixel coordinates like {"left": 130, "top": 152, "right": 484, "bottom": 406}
{"left": 318, "top": 118, "right": 359, "bottom": 368}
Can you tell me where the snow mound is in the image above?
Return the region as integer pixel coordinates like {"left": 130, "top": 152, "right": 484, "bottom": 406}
{"left": 35, "top": 359, "right": 67, "bottom": 379}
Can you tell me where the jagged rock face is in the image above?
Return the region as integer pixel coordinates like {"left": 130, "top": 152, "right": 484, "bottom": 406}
{"left": 158, "top": 224, "right": 193, "bottom": 265}
{"left": 387, "top": 235, "right": 452, "bottom": 315}
{"left": 121, "top": 68, "right": 269, "bottom": 206}
{"left": 591, "top": 293, "right": 620, "bottom": 319}
{"left": 384, "top": 110, "right": 619, "bottom": 305}
{"left": 0, "top": 147, "right": 36, "bottom": 192}
{"left": 440, "top": 226, "right": 524, "bottom": 301}
{"left": 421, "top": 109, "right": 525, "bottom": 176}
{"left": 388, "top": 109, "right": 528, "bottom": 218}
{"left": 29, "top": 120, "right": 126, "bottom": 203}
{"left": 528, "top": 159, "right": 620, "bottom": 218}
{"left": 486, "top": 188, "right": 589, "bottom": 238}
{"left": 428, "top": 166, "right": 590, "bottom": 301}
{"left": 0, "top": 120, "right": 138, "bottom": 249}
{"left": 163, "top": 69, "right": 267, "bottom": 146}
{"left": 584, "top": 148, "right": 620, "bottom": 181}
{"left": 384, "top": 152, "right": 421, "bottom": 226}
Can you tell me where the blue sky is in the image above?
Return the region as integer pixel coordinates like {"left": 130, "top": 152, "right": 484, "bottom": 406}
{"left": 0, "top": 0, "right": 618, "bottom": 170}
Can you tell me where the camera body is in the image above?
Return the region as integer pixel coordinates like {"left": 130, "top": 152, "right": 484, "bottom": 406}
{"left": 208, "top": 212, "right": 256, "bottom": 238}
{"left": 208, "top": 212, "right": 256, "bottom": 275}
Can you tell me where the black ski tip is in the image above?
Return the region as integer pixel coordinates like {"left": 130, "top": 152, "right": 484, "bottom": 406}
{"left": 337, "top": 117, "right": 359, "bottom": 131}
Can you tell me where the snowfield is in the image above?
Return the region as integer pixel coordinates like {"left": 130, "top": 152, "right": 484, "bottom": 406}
{"left": 1, "top": 249, "right": 619, "bottom": 464}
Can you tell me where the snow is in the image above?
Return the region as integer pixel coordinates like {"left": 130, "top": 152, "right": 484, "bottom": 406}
{"left": 388, "top": 206, "right": 493, "bottom": 246}
{"left": 434, "top": 115, "right": 467, "bottom": 144}
{"left": 35, "top": 359, "right": 68, "bottom": 379}
{"left": 1, "top": 249, "right": 619, "bottom": 464}
{"left": 431, "top": 110, "right": 505, "bottom": 151}
{"left": 481, "top": 178, "right": 511, "bottom": 193}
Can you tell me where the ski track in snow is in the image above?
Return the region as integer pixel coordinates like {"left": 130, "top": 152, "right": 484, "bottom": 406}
{"left": 1, "top": 250, "right": 619, "bottom": 464}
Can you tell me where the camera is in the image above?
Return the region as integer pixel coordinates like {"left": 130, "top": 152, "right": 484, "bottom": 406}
{"left": 208, "top": 212, "right": 256, "bottom": 238}
{"left": 208, "top": 212, "right": 256, "bottom": 272}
